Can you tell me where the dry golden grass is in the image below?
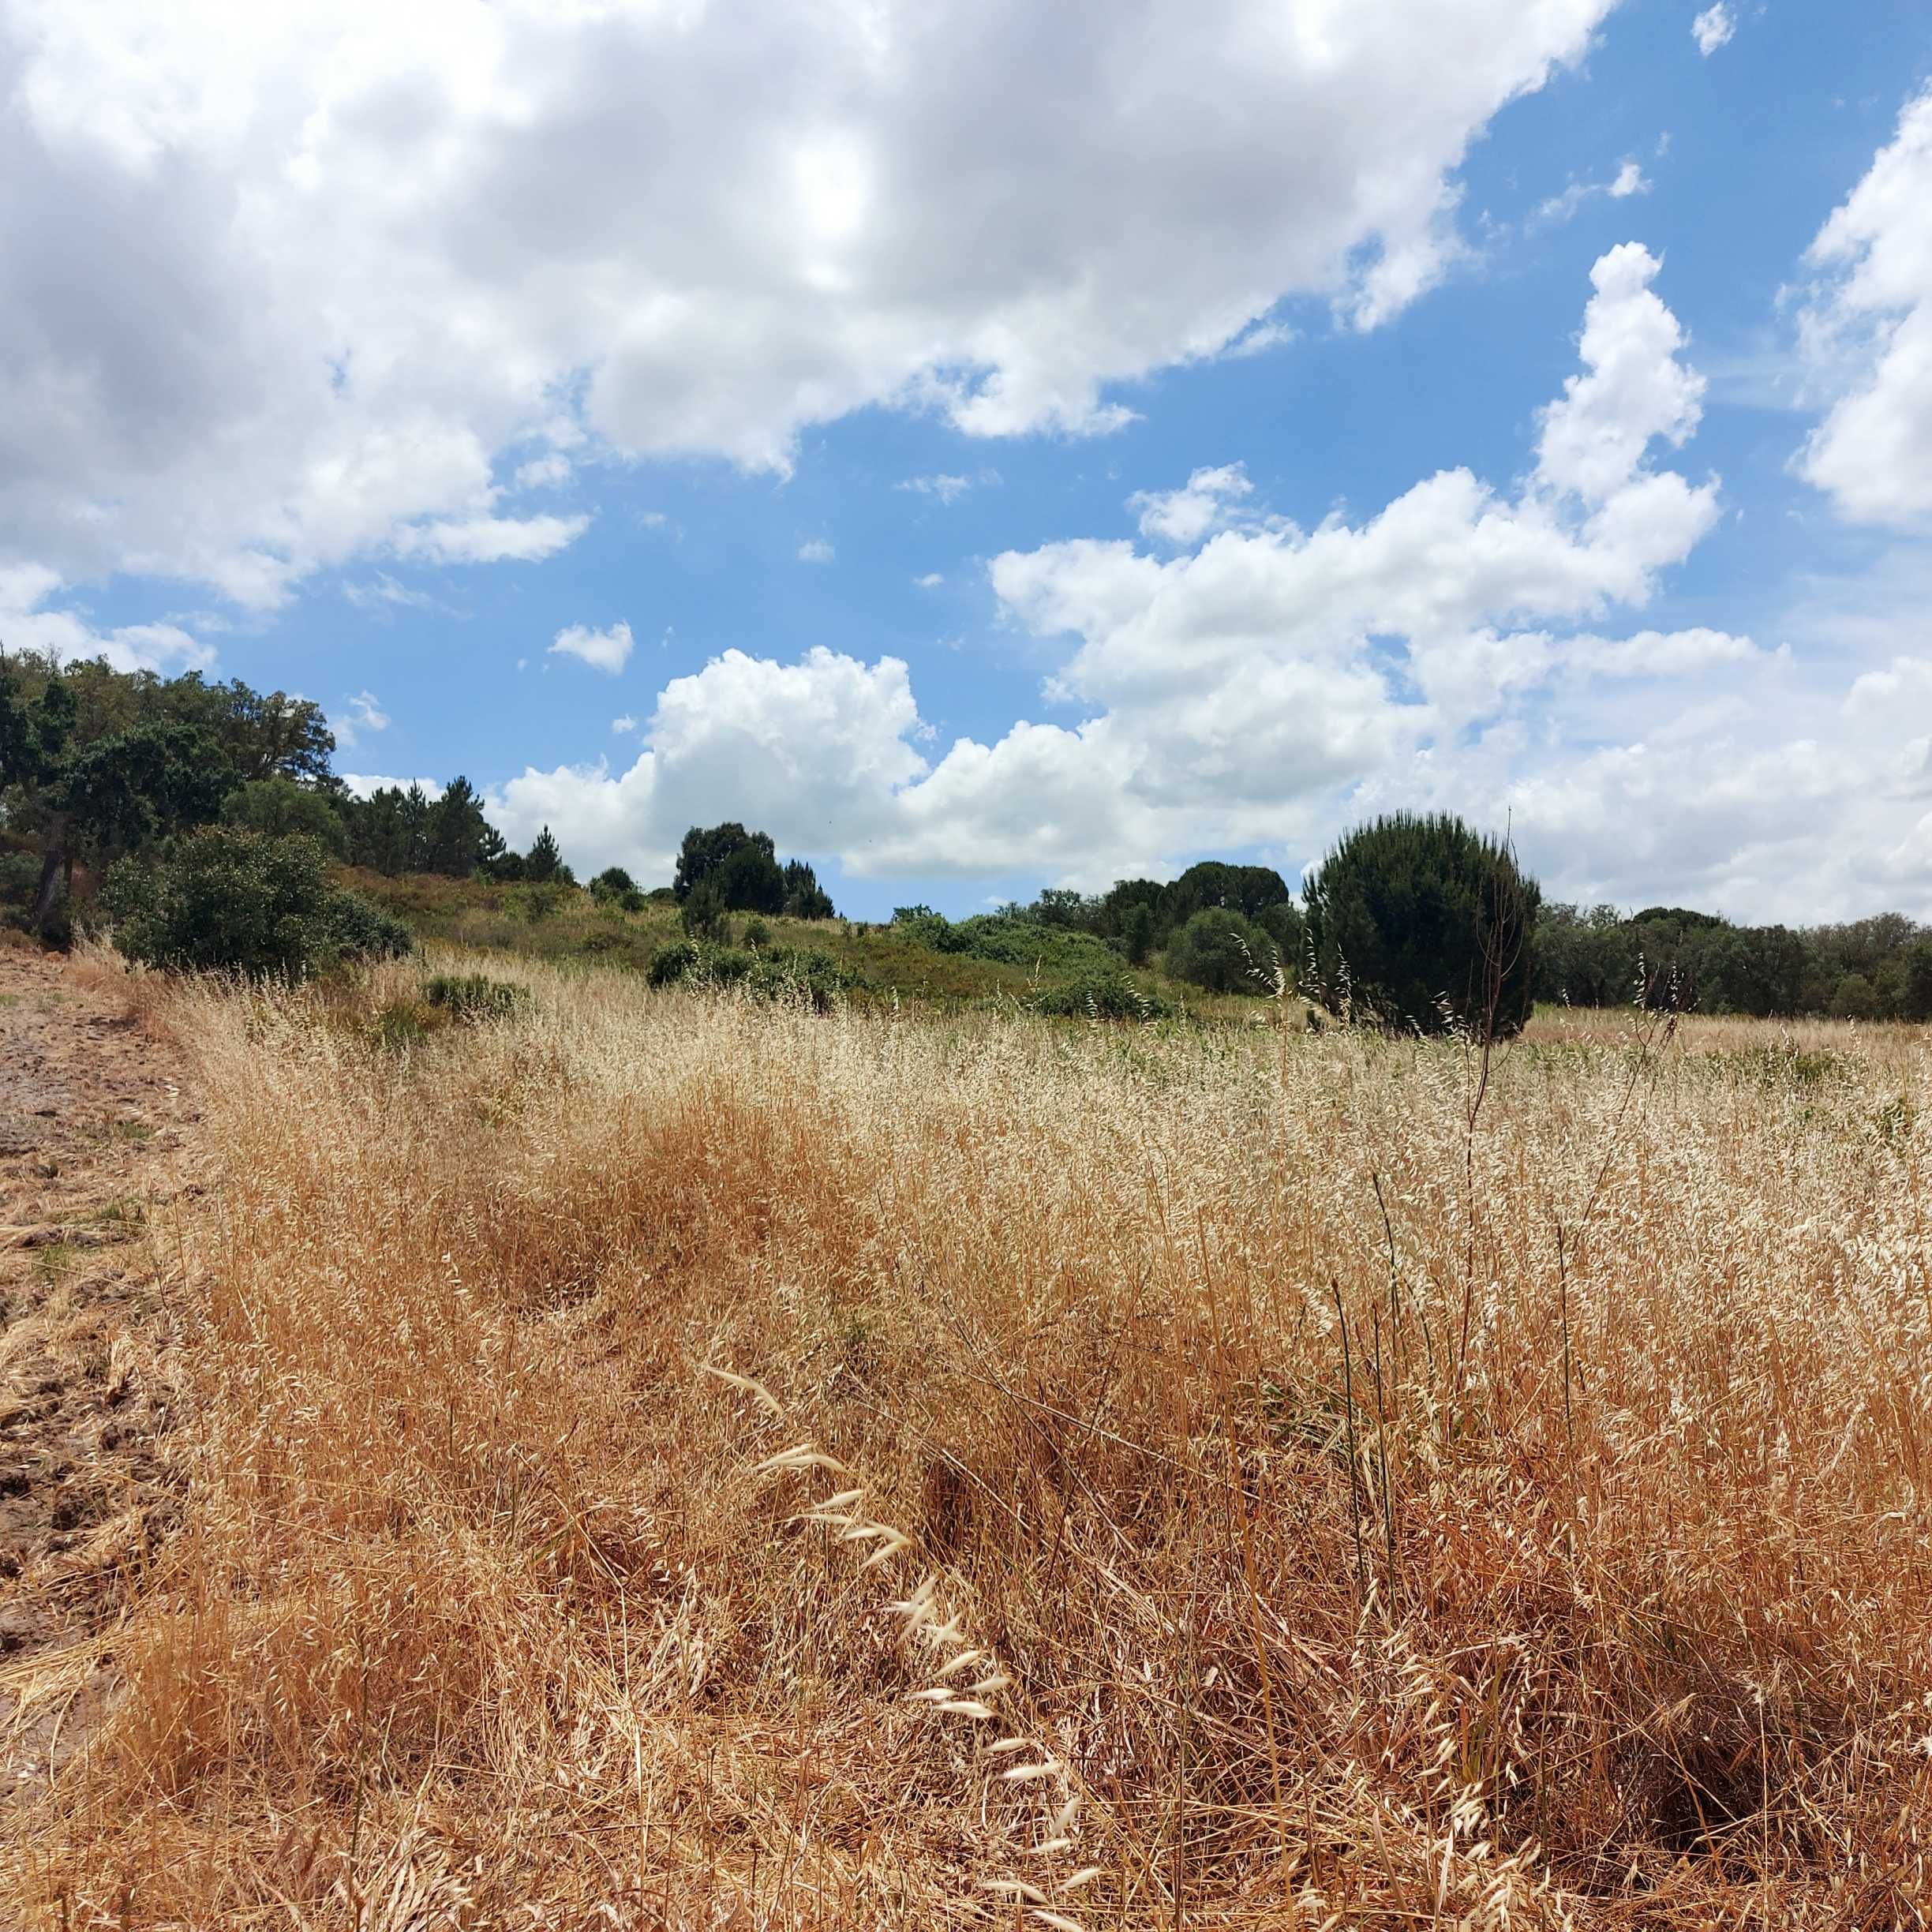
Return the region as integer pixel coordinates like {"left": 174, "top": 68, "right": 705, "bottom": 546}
{"left": 6, "top": 953, "right": 1932, "bottom": 1927}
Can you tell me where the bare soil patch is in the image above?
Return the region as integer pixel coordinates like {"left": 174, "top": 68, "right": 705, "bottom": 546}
{"left": 0, "top": 947, "right": 191, "bottom": 1802}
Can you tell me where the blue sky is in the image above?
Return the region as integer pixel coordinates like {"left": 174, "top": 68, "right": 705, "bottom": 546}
{"left": 4, "top": 0, "right": 1931, "bottom": 921}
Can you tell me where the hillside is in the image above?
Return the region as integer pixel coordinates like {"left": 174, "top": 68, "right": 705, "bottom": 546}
{"left": 347, "top": 868, "right": 1263, "bottom": 1020}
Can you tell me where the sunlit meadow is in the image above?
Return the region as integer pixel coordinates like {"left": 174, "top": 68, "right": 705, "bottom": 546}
{"left": 9, "top": 953, "right": 1931, "bottom": 1927}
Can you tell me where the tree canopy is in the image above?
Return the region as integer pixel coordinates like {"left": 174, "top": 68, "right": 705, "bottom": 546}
{"left": 1304, "top": 812, "right": 1540, "bottom": 1037}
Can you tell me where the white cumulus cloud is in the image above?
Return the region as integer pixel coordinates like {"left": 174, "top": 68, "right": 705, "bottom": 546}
{"left": 472, "top": 242, "right": 1932, "bottom": 918}
{"left": 0, "top": 0, "right": 1615, "bottom": 608}
{"left": 1129, "top": 464, "right": 1258, "bottom": 545}
{"left": 549, "top": 620, "right": 634, "bottom": 675}
{"left": 1797, "top": 86, "right": 1932, "bottom": 528}
{"left": 0, "top": 564, "right": 212, "bottom": 674}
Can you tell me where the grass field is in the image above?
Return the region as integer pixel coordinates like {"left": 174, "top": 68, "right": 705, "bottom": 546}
{"left": 7, "top": 950, "right": 1930, "bottom": 1926}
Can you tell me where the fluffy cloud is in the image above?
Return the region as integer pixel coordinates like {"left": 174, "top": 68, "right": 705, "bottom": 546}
{"left": 477, "top": 242, "right": 1932, "bottom": 918}
{"left": 1129, "top": 464, "right": 1259, "bottom": 545}
{"left": 1797, "top": 86, "right": 1932, "bottom": 527}
{"left": 1691, "top": 6, "right": 1735, "bottom": 55}
{"left": 796, "top": 541, "right": 835, "bottom": 564}
{"left": 549, "top": 620, "right": 634, "bottom": 675}
{"left": 493, "top": 247, "right": 1754, "bottom": 889}
{"left": 0, "top": 564, "right": 212, "bottom": 674}
{"left": 1534, "top": 244, "right": 1705, "bottom": 501}
{"left": 488, "top": 648, "right": 926, "bottom": 877}
{"left": 0, "top": 0, "right": 1614, "bottom": 608}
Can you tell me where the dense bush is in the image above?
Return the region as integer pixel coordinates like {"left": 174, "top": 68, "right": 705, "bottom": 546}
{"left": 1304, "top": 813, "right": 1539, "bottom": 1037}
{"left": 105, "top": 828, "right": 413, "bottom": 979}
{"left": 647, "top": 939, "right": 700, "bottom": 986}
{"left": 425, "top": 973, "right": 526, "bottom": 1023}
{"left": 648, "top": 937, "right": 848, "bottom": 1009}
{"left": 1165, "top": 907, "right": 1278, "bottom": 994}
{"left": 889, "top": 905, "right": 968, "bottom": 953}
{"left": 678, "top": 879, "right": 730, "bottom": 941}
{"left": 1035, "top": 972, "right": 1174, "bottom": 1021}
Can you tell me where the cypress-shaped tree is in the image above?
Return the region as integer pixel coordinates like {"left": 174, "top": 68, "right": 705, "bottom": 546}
{"left": 1303, "top": 812, "right": 1539, "bottom": 1037}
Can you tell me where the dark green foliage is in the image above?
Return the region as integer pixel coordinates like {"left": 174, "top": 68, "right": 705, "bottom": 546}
{"left": 425, "top": 973, "right": 526, "bottom": 1022}
{"left": 742, "top": 916, "right": 773, "bottom": 948}
{"left": 1165, "top": 907, "right": 1278, "bottom": 994}
{"left": 339, "top": 778, "right": 504, "bottom": 880}
{"left": 104, "top": 828, "right": 411, "bottom": 979}
{"left": 676, "top": 822, "right": 774, "bottom": 903}
{"left": 890, "top": 904, "right": 966, "bottom": 952}
{"left": 1906, "top": 944, "right": 1932, "bottom": 1024}
{"left": 747, "top": 945, "right": 845, "bottom": 1010}
{"left": 782, "top": 857, "right": 835, "bottom": 920}
{"left": 1533, "top": 904, "right": 1932, "bottom": 1019}
{"left": 1303, "top": 813, "right": 1539, "bottom": 1037}
{"left": 62, "top": 721, "right": 235, "bottom": 857}
{"left": 680, "top": 879, "right": 731, "bottom": 941}
{"left": 589, "top": 865, "right": 636, "bottom": 902}
{"left": 1158, "top": 861, "right": 1292, "bottom": 932}
{"left": 1, "top": 650, "right": 333, "bottom": 938}
{"left": 647, "top": 939, "right": 700, "bottom": 986}
{"left": 477, "top": 824, "right": 522, "bottom": 880}
{"left": 1829, "top": 973, "right": 1878, "bottom": 1020}
{"left": 1035, "top": 972, "right": 1173, "bottom": 1021}
{"left": 322, "top": 887, "right": 417, "bottom": 964}
{"left": 421, "top": 778, "right": 494, "bottom": 878}
{"left": 222, "top": 776, "right": 350, "bottom": 856}
{"left": 522, "top": 826, "right": 564, "bottom": 884}
{"left": 675, "top": 822, "right": 834, "bottom": 917}
{"left": 647, "top": 937, "right": 848, "bottom": 1009}
{"left": 944, "top": 912, "right": 1125, "bottom": 975}
{"left": 995, "top": 865, "right": 1292, "bottom": 964}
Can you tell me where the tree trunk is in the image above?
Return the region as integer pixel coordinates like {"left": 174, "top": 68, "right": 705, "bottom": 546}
{"left": 31, "top": 818, "right": 68, "bottom": 938}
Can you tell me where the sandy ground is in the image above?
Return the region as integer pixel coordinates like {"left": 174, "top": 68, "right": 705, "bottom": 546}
{"left": 0, "top": 945, "right": 192, "bottom": 1802}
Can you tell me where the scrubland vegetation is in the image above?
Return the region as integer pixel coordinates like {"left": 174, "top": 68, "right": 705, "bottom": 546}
{"left": 7, "top": 949, "right": 1930, "bottom": 1926}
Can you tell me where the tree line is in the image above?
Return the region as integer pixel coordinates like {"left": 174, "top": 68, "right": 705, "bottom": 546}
{"left": 0, "top": 652, "right": 838, "bottom": 954}
{"left": 6, "top": 649, "right": 1930, "bottom": 1023}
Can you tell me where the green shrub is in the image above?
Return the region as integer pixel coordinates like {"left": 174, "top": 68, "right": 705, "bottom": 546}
{"left": 1036, "top": 972, "right": 1172, "bottom": 1021}
{"left": 648, "top": 939, "right": 700, "bottom": 986}
{"left": 703, "top": 945, "right": 754, "bottom": 986}
{"left": 105, "top": 828, "right": 414, "bottom": 979}
{"left": 425, "top": 973, "right": 526, "bottom": 1023}
{"left": 743, "top": 916, "right": 773, "bottom": 949}
{"left": 1303, "top": 812, "right": 1540, "bottom": 1038}
{"left": 680, "top": 879, "right": 732, "bottom": 942}
{"left": 1165, "top": 908, "right": 1277, "bottom": 994}
{"left": 372, "top": 998, "right": 440, "bottom": 1051}
{"left": 646, "top": 938, "right": 846, "bottom": 1009}
{"left": 587, "top": 865, "right": 637, "bottom": 903}
{"left": 747, "top": 946, "right": 846, "bottom": 1012}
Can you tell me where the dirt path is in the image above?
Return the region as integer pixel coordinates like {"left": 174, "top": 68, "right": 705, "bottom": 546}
{"left": 0, "top": 945, "right": 193, "bottom": 1802}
